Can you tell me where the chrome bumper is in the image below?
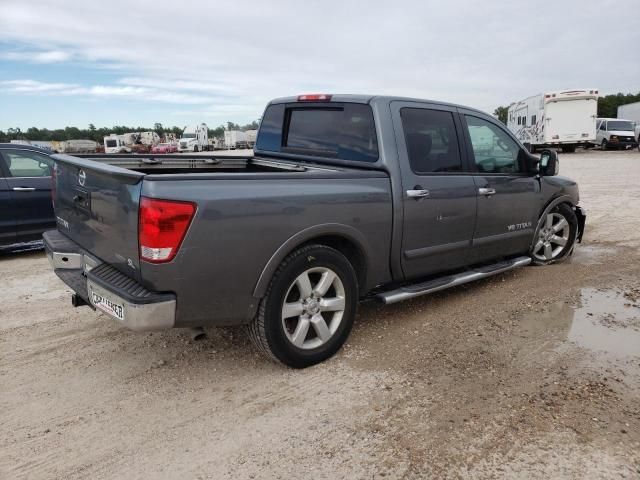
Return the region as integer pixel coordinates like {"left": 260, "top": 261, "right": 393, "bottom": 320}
{"left": 43, "top": 230, "right": 176, "bottom": 331}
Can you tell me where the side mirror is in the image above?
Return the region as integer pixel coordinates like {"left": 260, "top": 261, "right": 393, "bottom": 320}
{"left": 539, "top": 149, "right": 559, "bottom": 176}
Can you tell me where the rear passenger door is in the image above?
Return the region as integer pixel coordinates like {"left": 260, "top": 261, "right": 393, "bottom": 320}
{"left": 0, "top": 149, "right": 55, "bottom": 241}
{"left": 460, "top": 114, "right": 539, "bottom": 262}
{"left": 0, "top": 159, "right": 16, "bottom": 246}
{"left": 391, "top": 102, "right": 477, "bottom": 280}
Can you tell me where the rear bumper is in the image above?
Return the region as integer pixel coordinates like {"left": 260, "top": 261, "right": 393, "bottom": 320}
{"left": 43, "top": 230, "right": 176, "bottom": 331}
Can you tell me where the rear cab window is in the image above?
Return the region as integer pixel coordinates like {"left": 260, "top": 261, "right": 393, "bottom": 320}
{"left": 256, "top": 102, "right": 379, "bottom": 163}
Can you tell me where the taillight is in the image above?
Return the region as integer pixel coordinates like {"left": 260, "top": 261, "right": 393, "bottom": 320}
{"left": 297, "top": 94, "right": 332, "bottom": 102}
{"left": 139, "top": 197, "right": 196, "bottom": 263}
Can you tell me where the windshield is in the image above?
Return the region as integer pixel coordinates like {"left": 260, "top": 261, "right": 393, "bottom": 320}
{"left": 607, "top": 121, "right": 634, "bottom": 131}
{"left": 181, "top": 133, "right": 196, "bottom": 139}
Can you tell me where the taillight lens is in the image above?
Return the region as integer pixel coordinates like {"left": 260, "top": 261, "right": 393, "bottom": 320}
{"left": 139, "top": 197, "right": 196, "bottom": 263}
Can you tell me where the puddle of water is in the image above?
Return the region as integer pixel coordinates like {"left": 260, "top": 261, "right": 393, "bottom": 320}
{"left": 571, "top": 244, "right": 617, "bottom": 265}
{"left": 520, "top": 288, "right": 640, "bottom": 358}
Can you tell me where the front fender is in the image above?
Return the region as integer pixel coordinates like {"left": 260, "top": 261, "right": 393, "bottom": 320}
{"left": 530, "top": 194, "right": 581, "bottom": 252}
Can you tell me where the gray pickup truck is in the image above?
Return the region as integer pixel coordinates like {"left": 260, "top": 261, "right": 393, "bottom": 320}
{"left": 44, "top": 94, "right": 586, "bottom": 367}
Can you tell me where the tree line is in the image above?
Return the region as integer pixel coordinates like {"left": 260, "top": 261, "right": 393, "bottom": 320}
{"left": 0, "top": 120, "right": 260, "bottom": 143}
{"left": 493, "top": 91, "right": 640, "bottom": 125}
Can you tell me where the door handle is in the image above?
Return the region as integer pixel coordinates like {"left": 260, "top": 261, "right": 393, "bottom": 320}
{"left": 407, "top": 189, "right": 430, "bottom": 199}
{"left": 12, "top": 187, "right": 36, "bottom": 192}
{"left": 478, "top": 187, "right": 496, "bottom": 196}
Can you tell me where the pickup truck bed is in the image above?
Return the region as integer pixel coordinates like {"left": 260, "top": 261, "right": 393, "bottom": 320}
{"left": 48, "top": 151, "right": 393, "bottom": 330}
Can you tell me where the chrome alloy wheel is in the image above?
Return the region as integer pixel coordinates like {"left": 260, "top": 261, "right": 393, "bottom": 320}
{"left": 532, "top": 212, "right": 570, "bottom": 261}
{"left": 281, "top": 267, "right": 346, "bottom": 350}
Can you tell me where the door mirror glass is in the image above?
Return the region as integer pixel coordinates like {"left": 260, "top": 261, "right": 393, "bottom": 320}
{"left": 539, "top": 149, "right": 559, "bottom": 176}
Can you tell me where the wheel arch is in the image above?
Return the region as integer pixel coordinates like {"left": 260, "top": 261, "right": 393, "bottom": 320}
{"left": 252, "top": 224, "right": 372, "bottom": 299}
{"left": 530, "top": 195, "right": 577, "bottom": 252}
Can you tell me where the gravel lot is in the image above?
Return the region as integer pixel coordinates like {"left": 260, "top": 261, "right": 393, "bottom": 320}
{"left": 1, "top": 149, "right": 639, "bottom": 479}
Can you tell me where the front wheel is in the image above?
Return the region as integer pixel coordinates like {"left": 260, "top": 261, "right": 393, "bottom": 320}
{"left": 601, "top": 139, "right": 608, "bottom": 151}
{"left": 530, "top": 204, "right": 578, "bottom": 265}
{"left": 247, "top": 244, "right": 358, "bottom": 368}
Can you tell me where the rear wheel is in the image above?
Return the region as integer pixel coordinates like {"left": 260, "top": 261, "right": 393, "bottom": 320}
{"left": 247, "top": 244, "right": 358, "bottom": 368}
{"left": 530, "top": 204, "right": 578, "bottom": 265}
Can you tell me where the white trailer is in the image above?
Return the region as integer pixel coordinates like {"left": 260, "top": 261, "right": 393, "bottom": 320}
{"left": 224, "top": 130, "right": 248, "bottom": 150}
{"left": 617, "top": 101, "right": 640, "bottom": 142}
{"left": 178, "top": 124, "right": 209, "bottom": 152}
{"left": 245, "top": 129, "right": 258, "bottom": 148}
{"left": 507, "top": 89, "right": 598, "bottom": 152}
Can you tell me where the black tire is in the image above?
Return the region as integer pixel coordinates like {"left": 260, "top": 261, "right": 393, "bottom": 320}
{"left": 247, "top": 244, "right": 358, "bottom": 368}
{"left": 601, "top": 139, "right": 608, "bottom": 151}
{"left": 530, "top": 203, "right": 578, "bottom": 265}
{"left": 561, "top": 145, "right": 576, "bottom": 153}
{"left": 193, "top": 146, "right": 198, "bottom": 153}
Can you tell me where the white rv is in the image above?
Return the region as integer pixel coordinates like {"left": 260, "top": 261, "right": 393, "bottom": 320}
{"left": 103, "top": 134, "right": 131, "bottom": 153}
{"left": 178, "top": 124, "right": 209, "bottom": 152}
{"left": 507, "top": 89, "right": 598, "bottom": 152}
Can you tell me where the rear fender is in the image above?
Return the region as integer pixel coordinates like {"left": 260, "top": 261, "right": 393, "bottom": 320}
{"left": 252, "top": 223, "right": 372, "bottom": 298}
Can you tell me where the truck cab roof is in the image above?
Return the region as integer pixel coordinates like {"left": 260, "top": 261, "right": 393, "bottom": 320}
{"left": 268, "top": 94, "right": 490, "bottom": 117}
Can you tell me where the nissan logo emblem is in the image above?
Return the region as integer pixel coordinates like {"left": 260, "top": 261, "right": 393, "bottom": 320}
{"left": 78, "top": 170, "right": 86, "bottom": 186}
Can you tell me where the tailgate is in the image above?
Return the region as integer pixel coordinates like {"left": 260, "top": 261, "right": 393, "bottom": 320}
{"left": 52, "top": 154, "right": 144, "bottom": 279}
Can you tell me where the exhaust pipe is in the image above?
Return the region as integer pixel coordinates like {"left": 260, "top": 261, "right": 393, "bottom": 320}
{"left": 71, "top": 294, "right": 88, "bottom": 308}
{"left": 189, "top": 327, "right": 206, "bottom": 341}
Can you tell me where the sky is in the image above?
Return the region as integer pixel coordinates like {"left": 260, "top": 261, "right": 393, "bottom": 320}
{"left": 0, "top": 0, "right": 638, "bottom": 131}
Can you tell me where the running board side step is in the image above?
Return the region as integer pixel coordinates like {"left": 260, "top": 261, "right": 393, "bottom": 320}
{"left": 376, "top": 256, "right": 532, "bottom": 305}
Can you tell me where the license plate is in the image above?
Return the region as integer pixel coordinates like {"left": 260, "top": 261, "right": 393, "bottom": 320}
{"left": 91, "top": 291, "right": 125, "bottom": 321}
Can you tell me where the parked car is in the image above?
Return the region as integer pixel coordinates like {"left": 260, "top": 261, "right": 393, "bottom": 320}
{"left": 0, "top": 144, "right": 55, "bottom": 248}
{"left": 44, "top": 94, "right": 586, "bottom": 368}
{"left": 595, "top": 118, "right": 639, "bottom": 150}
{"left": 151, "top": 143, "right": 178, "bottom": 154}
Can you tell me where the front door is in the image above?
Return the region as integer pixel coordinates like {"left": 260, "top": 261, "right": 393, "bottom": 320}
{"left": 0, "top": 169, "right": 16, "bottom": 246}
{"left": 460, "top": 114, "right": 539, "bottom": 262}
{"left": 391, "top": 102, "right": 477, "bottom": 280}
{"left": 0, "top": 149, "right": 55, "bottom": 242}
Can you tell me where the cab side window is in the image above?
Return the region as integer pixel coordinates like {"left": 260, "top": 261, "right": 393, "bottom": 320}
{"left": 465, "top": 115, "right": 525, "bottom": 174}
{"left": 2, "top": 150, "right": 52, "bottom": 177}
{"left": 400, "top": 108, "right": 462, "bottom": 173}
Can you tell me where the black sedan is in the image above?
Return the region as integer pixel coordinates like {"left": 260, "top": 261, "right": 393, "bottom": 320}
{"left": 0, "top": 144, "right": 55, "bottom": 248}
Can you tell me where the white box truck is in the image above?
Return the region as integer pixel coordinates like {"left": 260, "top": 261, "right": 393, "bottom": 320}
{"left": 178, "top": 124, "right": 209, "bottom": 152}
{"left": 617, "top": 101, "right": 640, "bottom": 144}
{"left": 507, "top": 89, "right": 598, "bottom": 152}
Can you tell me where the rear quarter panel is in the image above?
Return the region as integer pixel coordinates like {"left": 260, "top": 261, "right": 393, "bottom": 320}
{"left": 140, "top": 174, "right": 393, "bottom": 327}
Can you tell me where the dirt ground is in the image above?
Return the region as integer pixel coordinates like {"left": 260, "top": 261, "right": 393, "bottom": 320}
{"left": 1, "top": 149, "right": 639, "bottom": 479}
